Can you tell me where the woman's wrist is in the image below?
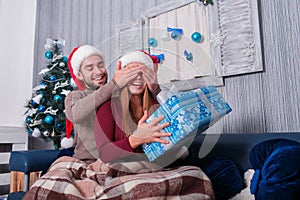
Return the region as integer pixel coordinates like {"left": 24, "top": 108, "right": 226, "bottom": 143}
{"left": 128, "top": 135, "right": 144, "bottom": 149}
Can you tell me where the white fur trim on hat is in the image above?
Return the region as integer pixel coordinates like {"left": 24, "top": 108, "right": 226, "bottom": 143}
{"left": 119, "top": 51, "right": 154, "bottom": 70}
{"left": 69, "top": 45, "right": 103, "bottom": 77}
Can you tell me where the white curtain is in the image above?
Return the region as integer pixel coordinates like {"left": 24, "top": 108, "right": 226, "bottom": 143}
{"left": 33, "top": 0, "right": 171, "bottom": 86}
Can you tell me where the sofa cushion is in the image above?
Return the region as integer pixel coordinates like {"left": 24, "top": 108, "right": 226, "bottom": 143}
{"left": 204, "top": 157, "right": 243, "bottom": 200}
{"left": 249, "top": 139, "right": 300, "bottom": 200}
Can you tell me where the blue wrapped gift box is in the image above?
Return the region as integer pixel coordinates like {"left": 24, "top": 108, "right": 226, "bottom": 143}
{"left": 142, "top": 85, "right": 232, "bottom": 161}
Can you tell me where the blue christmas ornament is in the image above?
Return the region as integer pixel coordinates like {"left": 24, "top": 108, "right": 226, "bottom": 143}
{"left": 148, "top": 38, "right": 157, "bottom": 47}
{"left": 53, "top": 94, "right": 63, "bottom": 102}
{"left": 40, "top": 82, "right": 46, "bottom": 86}
{"left": 171, "top": 31, "right": 179, "bottom": 40}
{"left": 186, "top": 53, "right": 193, "bottom": 61}
{"left": 56, "top": 123, "right": 62, "bottom": 129}
{"left": 49, "top": 75, "right": 56, "bottom": 81}
{"left": 31, "top": 100, "right": 38, "bottom": 107}
{"left": 191, "top": 32, "right": 202, "bottom": 43}
{"left": 37, "top": 91, "right": 45, "bottom": 96}
{"left": 44, "top": 115, "right": 54, "bottom": 124}
{"left": 25, "top": 116, "right": 33, "bottom": 124}
{"left": 38, "top": 105, "right": 46, "bottom": 112}
{"left": 62, "top": 56, "right": 68, "bottom": 63}
{"left": 167, "top": 27, "right": 183, "bottom": 40}
{"left": 184, "top": 50, "right": 193, "bottom": 61}
{"left": 28, "top": 129, "right": 33, "bottom": 134}
{"left": 45, "top": 51, "right": 53, "bottom": 59}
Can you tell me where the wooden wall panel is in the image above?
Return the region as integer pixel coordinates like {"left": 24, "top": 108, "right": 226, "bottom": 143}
{"left": 33, "top": 0, "right": 300, "bottom": 136}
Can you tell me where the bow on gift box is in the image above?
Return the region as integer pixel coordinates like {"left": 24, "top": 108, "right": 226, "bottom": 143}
{"left": 151, "top": 53, "right": 165, "bottom": 63}
{"left": 44, "top": 38, "right": 66, "bottom": 52}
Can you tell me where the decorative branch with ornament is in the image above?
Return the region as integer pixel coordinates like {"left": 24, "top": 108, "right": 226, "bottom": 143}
{"left": 24, "top": 38, "right": 74, "bottom": 149}
{"left": 197, "top": 0, "right": 213, "bottom": 6}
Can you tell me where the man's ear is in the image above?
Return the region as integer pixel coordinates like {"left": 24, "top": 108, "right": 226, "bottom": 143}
{"left": 76, "top": 71, "right": 83, "bottom": 81}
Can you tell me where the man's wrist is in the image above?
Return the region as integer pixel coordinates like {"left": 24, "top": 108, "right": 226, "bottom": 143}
{"left": 112, "top": 78, "right": 121, "bottom": 90}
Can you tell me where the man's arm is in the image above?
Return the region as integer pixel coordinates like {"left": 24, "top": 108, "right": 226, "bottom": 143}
{"left": 65, "top": 80, "right": 116, "bottom": 123}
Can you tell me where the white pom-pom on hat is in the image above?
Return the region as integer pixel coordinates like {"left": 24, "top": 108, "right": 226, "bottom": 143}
{"left": 68, "top": 45, "right": 103, "bottom": 77}
{"left": 61, "top": 137, "right": 74, "bottom": 149}
{"left": 119, "top": 51, "right": 154, "bottom": 70}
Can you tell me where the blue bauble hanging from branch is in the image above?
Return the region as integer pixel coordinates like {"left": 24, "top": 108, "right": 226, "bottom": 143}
{"left": 49, "top": 75, "right": 57, "bottom": 82}
{"left": 62, "top": 56, "right": 68, "bottom": 63}
{"left": 44, "top": 115, "right": 54, "bottom": 124}
{"left": 25, "top": 116, "right": 33, "bottom": 124}
{"left": 53, "top": 94, "right": 63, "bottom": 102}
{"left": 45, "top": 51, "right": 53, "bottom": 59}
{"left": 197, "top": 0, "right": 214, "bottom": 6}
{"left": 38, "top": 105, "right": 46, "bottom": 112}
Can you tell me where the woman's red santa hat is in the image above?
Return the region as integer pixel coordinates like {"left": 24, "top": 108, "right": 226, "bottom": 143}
{"left": 61, "top": 45, "right": 104, "bottom": 149}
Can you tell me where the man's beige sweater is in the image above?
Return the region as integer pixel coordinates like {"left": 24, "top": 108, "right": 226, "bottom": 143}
{"left": 64, "top": 81, "right": 116, "bottom": 163}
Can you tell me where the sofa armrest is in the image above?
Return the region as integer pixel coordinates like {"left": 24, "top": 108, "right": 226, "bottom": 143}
{"left": 9, "top": 150, "right": 61, "bottom": 174}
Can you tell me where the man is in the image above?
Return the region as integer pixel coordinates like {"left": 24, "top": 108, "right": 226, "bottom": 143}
{"left": 65, "top": 45, "right": 160, "bottom": 163}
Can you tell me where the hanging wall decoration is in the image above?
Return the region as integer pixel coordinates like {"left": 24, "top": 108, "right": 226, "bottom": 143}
{"left": 148, "top": 37, "right": 158, "bottom": 47}
{"left": 151, "top": 53, "right": 165, "bottom": 64}
{"left": 191, "top": 31, "right": 202, "bottom": 43}
{"left": 167, "top": 27, "right": 184, "bottom": 40}
{"left": 118, "top": 0, "right": 263, "bottom": 90}
{"left": 184, "top": 50, "right": 193, "bottom": 61}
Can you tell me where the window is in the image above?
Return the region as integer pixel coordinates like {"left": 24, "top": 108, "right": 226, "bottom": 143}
{"left": 118, "top": 0, "right": 263, "bottom": 90}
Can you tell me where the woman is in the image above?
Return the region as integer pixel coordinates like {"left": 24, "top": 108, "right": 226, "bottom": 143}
{"left": 94, "top": 51, "right": 243, "bottom": 200}
{"left": 94, "top": 51, "right": 172, "bottom": 163}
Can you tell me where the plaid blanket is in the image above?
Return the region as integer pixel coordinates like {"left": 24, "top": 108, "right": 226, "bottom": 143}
{"left": 23, "top": 156, "right": 214, "bottom": 200}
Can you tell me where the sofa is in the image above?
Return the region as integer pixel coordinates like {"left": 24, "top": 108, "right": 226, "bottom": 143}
{"left": 8, "top": 132, "right": 300, "bottom": 199}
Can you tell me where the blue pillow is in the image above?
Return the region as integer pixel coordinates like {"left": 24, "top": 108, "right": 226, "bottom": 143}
{"left": 249, "top": 138, "right": 299, "bottom": 170}
{"left": 204, "top": 157, "right": 243, "bottom": 200}
{"left": 250, "top": 139, "right": 300, "bottom": 200}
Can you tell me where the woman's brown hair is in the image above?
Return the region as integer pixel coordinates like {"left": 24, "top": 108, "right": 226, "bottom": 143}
{"left": 120, "top": 86, "right": 154, "bottom": 137}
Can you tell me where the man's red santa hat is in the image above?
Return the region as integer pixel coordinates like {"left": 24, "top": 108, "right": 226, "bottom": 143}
{"left": 61, "top": 45, "right": 104, "bottom": 148}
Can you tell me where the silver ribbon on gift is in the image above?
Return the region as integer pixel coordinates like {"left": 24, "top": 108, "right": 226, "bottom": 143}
{"left": 44, "top": 38, "right": 66, "bottom": 51}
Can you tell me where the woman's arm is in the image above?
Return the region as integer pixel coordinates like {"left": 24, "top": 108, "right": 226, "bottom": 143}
{"left": 94, "top": 101, "right": 134, "bottom": 163}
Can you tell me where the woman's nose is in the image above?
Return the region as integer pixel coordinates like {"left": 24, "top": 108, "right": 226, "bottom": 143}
{"left": 136, "top": 72, "right": 143, "bottom": 79}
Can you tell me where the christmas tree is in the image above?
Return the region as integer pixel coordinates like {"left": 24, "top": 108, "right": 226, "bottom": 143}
{"left": 24, "top": 38, "right": 74, "bottom": 149}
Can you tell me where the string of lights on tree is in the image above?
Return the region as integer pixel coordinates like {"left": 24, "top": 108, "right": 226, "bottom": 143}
{"left": 24, "top": 38, "right": 74, "bottom": 149}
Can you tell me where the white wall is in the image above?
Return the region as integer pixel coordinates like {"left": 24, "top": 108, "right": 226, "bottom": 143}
{"left": 0, "top": 0, "right": 37, "bottom": 127}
